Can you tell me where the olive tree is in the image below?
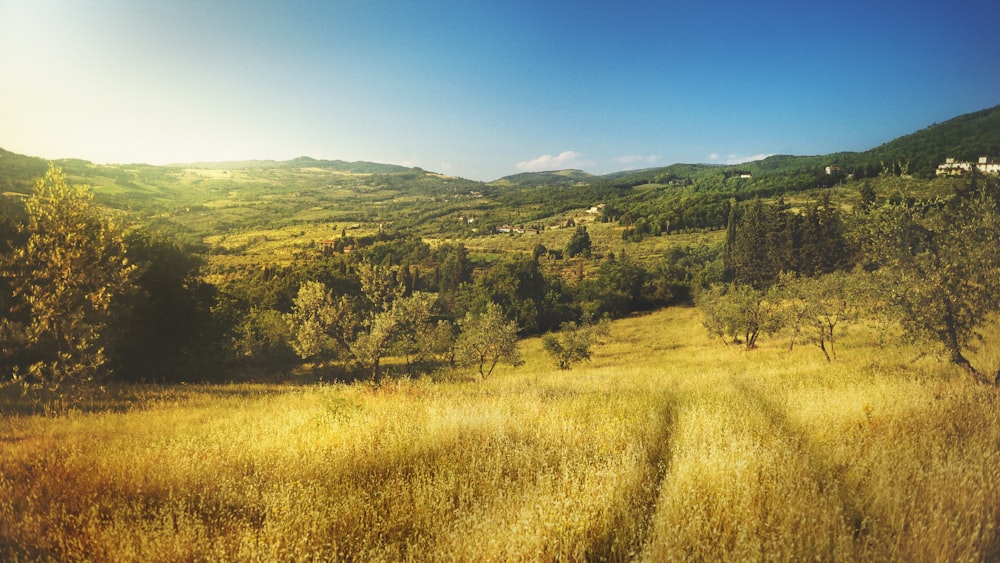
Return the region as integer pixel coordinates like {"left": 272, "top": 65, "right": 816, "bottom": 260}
{"left": 696, "top": 283, "right": 783, "bottom": 350}
{"left": 858, "top": 177, "right": 1000, "bottom": 384}
{"left": 542, "top": 318, "right": 610, "bottom": 370}
{"left": 1, "top": 165, "right": 136, "bottom": 391}
{"left": 455, "top": 302, "right": 523, "bottom": 379}
{"left": 778, "top": 271, "right": 856, "bottom": 361}
{"left": 286, "top": 281, "right": 338, "bottom": 361}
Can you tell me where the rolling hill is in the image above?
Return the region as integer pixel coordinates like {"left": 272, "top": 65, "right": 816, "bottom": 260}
{"left": 1, "top": 103, "right": 998, "bottom": 254}
{"left": 3, "top": 104, "right": 999, "bottom": 194}
{"left": 510, "top": 104, "right": 1000, "bottom": 187}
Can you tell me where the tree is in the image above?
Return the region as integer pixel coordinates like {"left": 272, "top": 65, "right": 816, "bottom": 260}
{"left": 859, "top": 179, "right": 1000, "bottom": 384}
{"left": 435, "top": 243, "right": 472, "bottom": 317}
{"left": 576, "top": 253, "right": 651, "bottom": 318}
{"left": 857, "top": 181, "right": 877, "bottom": 213}
{"left": 778, "top": 272, "right": 856, "bottom": 361}
{"left": 286, "top": 281, "right": 338, "bottom": 361}
{"left": 350, "top": 310, "right": 397, "bottom": 384}
{"left": 727, "top": 199, "right": 772, "bottom": 288}
{"left": 357, "top": 260, "right": 403, "bottom": 313}
{"left": 350, "top": 261, "right": 407, "bottom": 384}
{"left": 388, "top": 292, "right": 436, "bottom": 375}
{"left": 455, "top": 302, "right": 523, "bottom": 379}
{"left": 542, "top": 318, "right": 610, "bottom": 370}
{"left": 419, "top": 320, "right": 458, "bottom": 367}
{"left": 565, "top": 225, "right": 592, "bottom": 258}
{"left": 232, "top": 307, "right": 295, "bottom": 367}
{"left": 472, "top": 255, "right": 571, "bottom": 334}
{"left": 1, "top": 165, "right": 136, "bottom": 391}
{"left": 117, "top": 232, "right": 218, "bottom": 381}
{"left": 532, "top": 243, "right": 548, "bottom": 261}
{"left": 696, "top": 283, "right": 783, "bottom": 350}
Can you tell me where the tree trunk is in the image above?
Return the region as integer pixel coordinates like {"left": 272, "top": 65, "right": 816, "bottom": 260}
{"left": 942, "top": 307, "right": 993, "bottom": 385}
{"left": 817, "top": 338, "right": 831, "bottom": 362}
{"left": 371, "top": 358, "right": 381, "bottom": 386}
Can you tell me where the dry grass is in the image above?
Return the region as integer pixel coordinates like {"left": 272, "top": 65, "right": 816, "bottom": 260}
{"left": 2, "top": 308, "right": 999, "bottom": 561}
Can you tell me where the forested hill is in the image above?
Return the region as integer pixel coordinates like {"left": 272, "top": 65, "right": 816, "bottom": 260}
{"left": 1, "top": 103, "right": 998, "bottom": 241}
{"left": 2, "top": 104, "right": 999, "bottom": 193}
{"left": 503, "top": 104, "right": 1000, "bottom": 187}
{"left": 171, "top": 156, "right": 413, "bottom": 174}
{"left": 493, "top": 170, "right": 597, "bottom": 187}
{"left": 0, "top": 148, "right": 49, "bottom": 193}
{"left": 859, "top": 104, "right": 1000, "bottom": 176}
{"left": 0, "top": 150, "right": 417, "bottom": 196}
{"left": 750, "top": 104, "right": 1000, "bottom": 179}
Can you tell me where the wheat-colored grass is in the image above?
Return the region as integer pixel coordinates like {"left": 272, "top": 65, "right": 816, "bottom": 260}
{"left": 2, "top": 307, "right": 998, "bottom": 560}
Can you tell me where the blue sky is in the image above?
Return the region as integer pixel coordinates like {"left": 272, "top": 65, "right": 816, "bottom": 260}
{"left": 1, "top": 0, "right": 998, "bottom": 181}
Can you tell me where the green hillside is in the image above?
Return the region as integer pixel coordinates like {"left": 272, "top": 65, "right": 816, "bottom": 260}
{"left": 493, "top": 169, "right": 597, "bottom": 187}
{"left": 174, "top": 156, "right": 413, "bottom": 175}
{"left": 1, "top": 104, "right": 998, "bottom": 262}
{"left": 0, "top": 148, "right": 48, "bottom": 193}
{"left": 861, "top": 104, "right": 1000, "bottom": 176}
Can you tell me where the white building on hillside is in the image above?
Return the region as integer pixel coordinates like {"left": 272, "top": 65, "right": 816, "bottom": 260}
{"left": 976, "top": 156, "right": 1000, "bottom": 175}
{"left": 936, "top": 156, "right": 1000, "bottom": 176}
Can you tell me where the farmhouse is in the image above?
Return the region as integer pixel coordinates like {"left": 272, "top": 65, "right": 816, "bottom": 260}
{"left": 936, "top": 156, "right": 1000, "bottom": 176}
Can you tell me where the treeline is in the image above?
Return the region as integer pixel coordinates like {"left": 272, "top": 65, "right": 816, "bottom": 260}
{"left": 697, "top": 172, "right": 1000, "bottom": 385}
{"left": 0, "top": 168, "right": 717, "bottom": 391}
{"left": 724, "top": 195, "right": 853, "bottom": 289}
{"left": 5, "top": 166, "right": 999, "bottom": 393}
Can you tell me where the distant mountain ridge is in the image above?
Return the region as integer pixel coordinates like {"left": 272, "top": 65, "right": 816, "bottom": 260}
{"left": 504, "top": 104, "right": 1000, "bottom": 186}
{"left": 859, "top": 105, "right": 1000, "bottom": 175}
{"left": 1, "top": 104, "right": 998, "bottom": 188}
{"left": 172, "top": 156, "right": 412, "bottom": 174}
{"left": 493, "top": 169, "right": 597, "bottom": 186}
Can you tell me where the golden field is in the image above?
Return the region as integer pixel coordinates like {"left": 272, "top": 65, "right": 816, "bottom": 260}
{"left": 2, "top": 307, "right": 999, "bottom": 561}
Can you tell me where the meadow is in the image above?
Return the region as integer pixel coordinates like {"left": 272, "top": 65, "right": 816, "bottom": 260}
{"left": 2, "top": 307, "right": 999, "bottom": 561}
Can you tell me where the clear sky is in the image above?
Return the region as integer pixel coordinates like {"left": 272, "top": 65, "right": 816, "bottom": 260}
{"left": 1, "top": 0, "right": 998, "bottom": 181}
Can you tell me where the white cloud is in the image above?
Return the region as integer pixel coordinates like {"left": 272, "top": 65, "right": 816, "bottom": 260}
{"left": 709, "top": 153, "right": 720, "bottom": 161}
{"left": 726, "top": 153, "right": 774, "bottom": 165}
{"left": 516, "top": 150, "right": 592, "bottom": 172}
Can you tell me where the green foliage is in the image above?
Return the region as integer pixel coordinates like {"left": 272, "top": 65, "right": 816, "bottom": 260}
{"left": 349, "top": 310, "right": 397, "bottom": 384}
{"left": 859, "top": 104, "right": 1000, "bottom": 177}
{"left": 576, "top": 253, "right": 665, "bottom": 318}
{"left": 231, "top": 307, "right": 296, "bottom": 368}
{"left": 388, "top": 292, "right": 437, "bottom": 375}
{"left": 286, "top": 281, "right": 338, "bottom": 361}
{"left": 777, "top": 271, "right": 859, "bottom": 361}
{"left": 858, "top": 181, "right": 877, "bottom": 213}
{"left": 0, "top": 147, "right": 49, "bottom": 194}
{"left": 696, "top": 284, "right": 784, "bottom": 350}
{"left": 857, "top": 175, "right": 1000, "bottom": 383}
{"left": 2, "top": 106, "right": 998, "bottom": 385}
{"left": 1, "top": 166, "right": 137, "bottom": 390}
{"left": 455, "top": 302, "right": 523, "bottom": 379}
{"left": 565, "top": 225, "right": 592, "bottom": 258}
{"left": 117, "top": 232, "right": 218, "bottom": 381}
{"left": 725, "top": 196, "right": 853, "bottom": 289}
{"left": 471, "top": 255, "right": 572, "bottom": 334}
{"left": 542, "top": 319, "right": 610, "bottom": 370}
{"left": 659, "top": 243, "right": 725, "bottom": 298}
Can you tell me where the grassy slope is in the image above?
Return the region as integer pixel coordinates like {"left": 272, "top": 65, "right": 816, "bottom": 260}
{"left": 2, "top": 308, "right": 998, "bottom": 560}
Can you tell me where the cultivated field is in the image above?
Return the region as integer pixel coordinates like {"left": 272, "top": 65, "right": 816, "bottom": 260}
{"left": 2, "top": 307, "right": 999, "bottom": 561}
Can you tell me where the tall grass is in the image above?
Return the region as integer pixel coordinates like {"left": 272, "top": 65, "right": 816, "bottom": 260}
{"left": 2, "top": 307, "right": 998, "bottom": 560}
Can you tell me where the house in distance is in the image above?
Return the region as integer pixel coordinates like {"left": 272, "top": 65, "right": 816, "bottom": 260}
{"left": 936, "top": 156, "right": 1000, "bottom": 176}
